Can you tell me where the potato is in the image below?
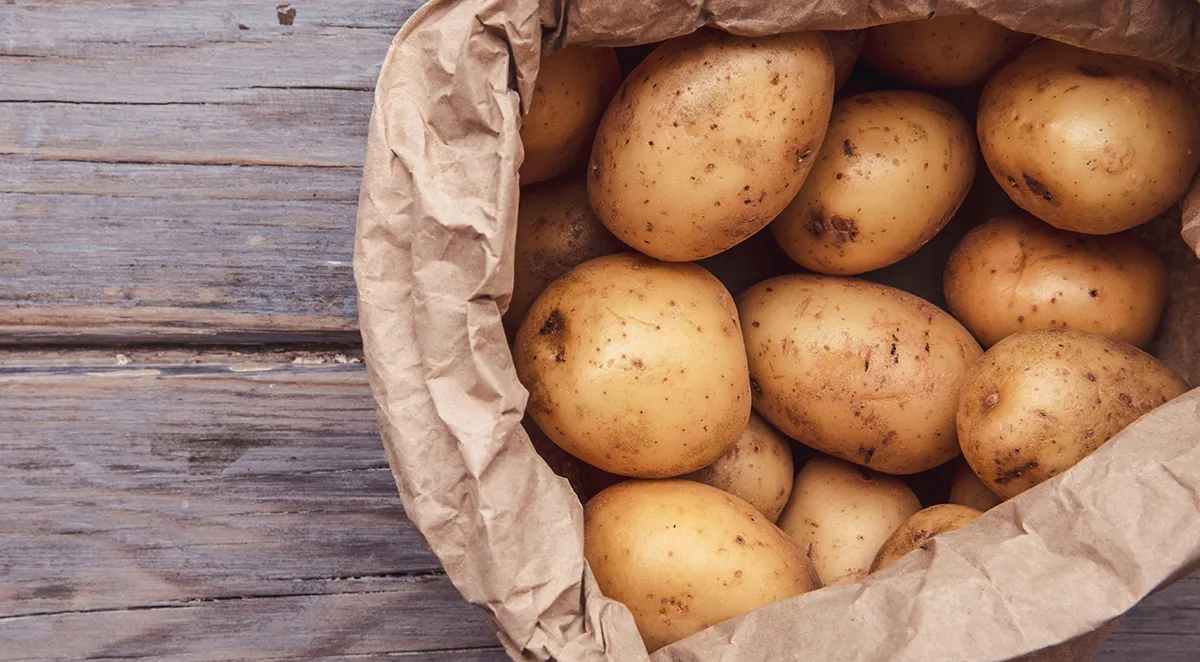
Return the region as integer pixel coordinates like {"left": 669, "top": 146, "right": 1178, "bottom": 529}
{"left": 588, "top": 29, "right": 835, "bottom": 261}
{"left": 861, "top": 16, "right": 1030, "bottom": 88}
{"left": 870, "top": 504, "right": 982, "bottom": 572}
{"left": 739, "top": 275, "right": 983, "bottom": 474}
{"left": 585, "top": 479, "right": 819, "bottom": 652}
{"left": 957, "top": 329, "right": 1189, "bottom": 499}
{"left": 825, "top": 30, "right": 865, "bottom": 91}
{"left": 684, "top": 411, "right": 795, "bottom": 521}
{"left": 948, "top": 459, "right": 1002, "bottom": 511}
{"left": 515, "top": 253, "right": 750, "bottom": 478}
{"left": 503, "top": 173, "right": 627, "bottom": 336}
{"left": 977, "top": 40, "right": 1200, "bottom": 235}
{"left": 777, "top": 455, "right": 921, "bottom": 585}
{"left": 944, "top": 213, "right": 1168, "bottom": 348}
{"left": 771, "top": 91, "right": 976, "bottom": 275}
{"left": 521, "top": 46, "right": 622, "bottom": 185}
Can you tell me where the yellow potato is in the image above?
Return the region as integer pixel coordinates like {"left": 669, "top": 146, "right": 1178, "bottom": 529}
{"left": 948, "top": 459, "right": 1002, "bottom": 511}
{"left": 777, "top": 455, "right": 921, "bottom": 585}
{"left": 870, "top": 504, "right": 982, "bottom": 572}
{"left": 503, "top": 173, "right": 627, "bottom": 336}
{"left": 944, "top": 213, "right": 1168, "bottom": 348}
{"left": 585, "top": 479, "right": 820, "bottom": 652}
{"left": 739, "top": 275, "right": 983, "bottom": 474}
{"left": 515, "top": 253, "right": 750, "bottom": 478}
{"left": 825, "top": 30, "right": 865, "bottom": 91}
{"left": 685, "top": 411, "right": 795, "bottom": 521}
{"left": 521, "top": 46, "right": 622, "bottom": 185}
{"left": 862, "top": 16, "right": 1030, "bottom": 88}
{"left": 588, "top": 29, "right": 835, "bottom": 261}
{"left": 977, "top": 40, "right": 1200, "bottom": 234}
{"left": 957, "top": 329, "right": 1189, "bottom": 499}
{"left": 771, "top": 90, "right": 977, "bottom": 275}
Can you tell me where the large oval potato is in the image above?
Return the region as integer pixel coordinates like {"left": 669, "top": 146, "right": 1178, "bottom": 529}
{"left": 503, "top": 173, "right": 627, "bottom": 336}
{"left": 771, "top": 91, "right": 976, "bottom": 275}
{"left": 521, "top": 46, "right": 623, "bottom": 185}
{"left": 515, "top": 253, "right": 750, "bottom": 478}
{"left": 777, "top": 455, "right": 921, "bottom": 585}
{"left": 685, "top": 411, "right": 795, "bottom": 521}
{"left": 739, "top": 275, "right": 983, "bottom": 474}
{"left": 958, "top": 329, "right": 1189, "bottom": 499}
{"left": 862, "top": 16, "right": 1030, "bottom": 88}
{"left": 944, "top": 213, "right": 1168, "bottom": 348}
{"left": 585, "top": 479, "right": 819, "bottom": 652}
{"left": 588, "top": 29, "right": 835, "bottom": 261}
{"left": 870, "top": 504, "right": 982, "bottom": 572}
{"left": 825, "top": 30, "right": 865, "bottom": 91}
{"left": 977, "top": 40, "right": 1200, "bottom": 234}
{"left": 948, "top": 459, "right": 1002, "bottom": 511}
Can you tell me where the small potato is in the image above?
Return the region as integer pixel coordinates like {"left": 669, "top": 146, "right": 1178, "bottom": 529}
{"left": 503, "top": 173, "right": 627, "bottom": 336}
{"left": 777, "top": 455, "right": 921, "bottom": 585}
{"left": 958, "top": 329, "right": 1189, "bottom": 499}
{"left": 825, "top": 30, "right": 865, "bottom": 91}
{"left": 515, "top": 253, "right": 750, "bottom": 478}
{"left": 588, "top": 29, "right": 835, "bottom": 261}
{"left": 685, "top": 412, "right": 795, "bottom": 521}
{"left": 585, "top": 480, "right": 819, "bottom": 652}
{"left": 870, "top": 504, "right": 982, "bottom": 572}
{"left": 521, "top": 46, "right": 622, "bottom": 185}
{"left": 977, "top": 40, "right": 1200, "bottom": 234}
{"left": 862, "top": 16, "right": 1030, "bottom": 88}
{"left": 944, "top": 213, "right": 1168, "bottom": 348}
{"left": 739, "top": 275, "right": 982, "bottom": 474}
{"left": 771, "top": 91, "right": 976, "bottom": 275}
{"left": 948, "top": 459, "right": 1002, "bottom": 511}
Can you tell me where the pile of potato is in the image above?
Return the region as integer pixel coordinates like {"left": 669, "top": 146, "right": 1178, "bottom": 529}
{"left": 509, "top": 18, "right": 1198, "bottom": 652}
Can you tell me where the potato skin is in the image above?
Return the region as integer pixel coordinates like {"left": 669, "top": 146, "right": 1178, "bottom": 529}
{"left": 862, "top": 16, "right": 1030, "bottom": 88}
{"left": 870, "top": 504, "right": 982, "bottom": 572}
{"left": 948, "top": 459, "right": 1002, "bottom": 511}
{"left": 738, "top": 275, "right": 983, "bottom": 474}
{"left": 515, "top": 253, "right": 750, "bottom": 478}
{"left": 503, "top": 173, "right": 627, "bottom": 336}
{"left": 588, "top": 29, "right": 835, "bottom": 261}
{"left": 585, "top": 480, "right": 820, "bottom": 652}
{"left": 977, "top": 40, "right": 1200, "bottom": 234}
{"left": 944, "top": 213, "right": 1168, "bottom": 348}
{"left": 825, "top": 30, "right": 865, "bottom": 91}
{"left": 684, "top": 411, "right": 795, "bottom": 521}
{"left": 957, "top": 329, "right": 1189, "bottom": 499}
{"left": 777, "top": 455, "right": 921, "bottom": 585}
{"left": 521, "top": 46, "right": 622, "bottom": 185}
{"left": 771, "top": 91, "right": 976, "bottom": 275}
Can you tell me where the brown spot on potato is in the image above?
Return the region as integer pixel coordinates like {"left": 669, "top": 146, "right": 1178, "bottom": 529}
{"left": 1118, "top": 393, "right": 1133, "bottom": 406}
{"left": 842, "top": 139, "right": 855, "bottom": 157}
{"left": 735, "top": 535, "right": 746, "bottom": 544}
{"left": 994, "top": 461, "right": 1039, "bottom": 485}
{"left": 1075, "top": 64, "right": 1111, "bottom": 77}
{"left": 859, "top": 446, "right": 876, "bottom": 464}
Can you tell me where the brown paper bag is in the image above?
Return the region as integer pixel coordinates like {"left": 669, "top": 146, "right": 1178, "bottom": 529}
{"left": 354, "top": 1, "right": 1200, "bottom": 660}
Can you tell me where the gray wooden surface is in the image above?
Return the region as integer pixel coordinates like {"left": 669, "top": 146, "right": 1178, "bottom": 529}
{"left": 0, "top": 0, "right": 1197, "bottom": 660}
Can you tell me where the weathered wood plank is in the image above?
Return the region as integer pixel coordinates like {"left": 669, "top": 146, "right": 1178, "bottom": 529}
{"left": 0, "top": 188, "right": 358, "bottom": 341}
{"left": 0, "top": 351, "right": 462, "bottom": 620}
{"left": 0, "top": 91, "right": 371, "bottom": 167}
{"left": 0, "top": 579, "right": 498, "bottom": 660}
{"left": 0, "top": 0, "right": 428, "bottom": 341}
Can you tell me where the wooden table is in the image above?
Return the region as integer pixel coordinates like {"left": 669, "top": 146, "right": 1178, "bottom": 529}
{"left": 0, "top": 1, "right": 1196, "bottom": 659}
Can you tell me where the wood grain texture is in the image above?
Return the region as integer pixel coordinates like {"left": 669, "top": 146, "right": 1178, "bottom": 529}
{"left": 0, "top": 349, "right": 501, "bottom": 658}
{"left": 0, "top": 0, "right": 428, "bottom": 342}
